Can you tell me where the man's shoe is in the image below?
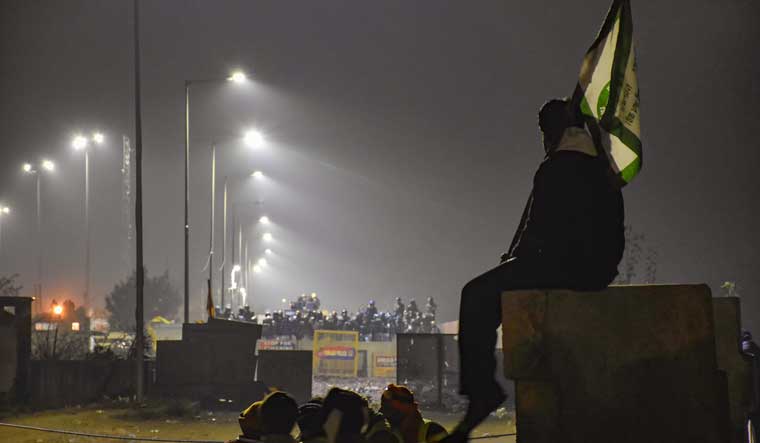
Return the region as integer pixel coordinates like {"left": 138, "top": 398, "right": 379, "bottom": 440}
{"left": 462, "top": 388, "right": 507, "bottom": 431}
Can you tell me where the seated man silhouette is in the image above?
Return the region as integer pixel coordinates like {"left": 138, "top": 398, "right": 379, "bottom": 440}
{"left": 447, "top": 99, "right": 625, "bottom": 441}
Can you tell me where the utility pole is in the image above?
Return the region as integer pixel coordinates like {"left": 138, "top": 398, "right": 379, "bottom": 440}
{"left": 208, "top": 145, "right": 216, "bottom": 312}
{"left": 183, "top": 80, "right": 190, "bottom": 324}
{"left": 220, "top": 177, "right": 227, "bottom": 309}
{"left": 133, "top": 0, "right": 145, "bottom": 403}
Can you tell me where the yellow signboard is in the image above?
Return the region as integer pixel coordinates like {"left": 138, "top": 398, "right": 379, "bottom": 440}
{"left": 373, "top": 354, "right": 397, "bottom": 378}
{"left": 313, "top": 330, "right": 359, "bottom": 377}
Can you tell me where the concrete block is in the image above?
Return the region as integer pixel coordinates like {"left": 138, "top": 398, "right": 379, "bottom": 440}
{"left": 502, "top": 285, "right": 726, "bottom": 443}
{"left": 712, "top": 297, "right": 753, "bottom": 443}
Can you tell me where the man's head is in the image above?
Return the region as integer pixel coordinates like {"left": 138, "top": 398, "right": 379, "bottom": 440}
{"left": 238, "top": 401, "right": 264, "bottom": 439}
{"left": 539, "top": 98, "right": 582, "bottom": 153}
{"left": 260, "top": 391, "right": 299, "bottom": 436}
{"left": 297, "top": 399, "right": 325, "bottom": 440}
{"left": 379, "top": 384, "right": 418, "bottom": 427}
{"left": 321, "top": 387, "right": 369, "bottom": 443}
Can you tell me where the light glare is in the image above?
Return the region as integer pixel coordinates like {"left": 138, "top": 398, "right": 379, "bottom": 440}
{"left": 72, "top": 135, "right": 89, "bottom": 150}
{"left": 23, "top": 163, "right": 33, "bottom": 173}
{"left": 244, "top": 129, "right": 265, "bottom": 148}
{"left": 257, "top": 258, "right": 267, "bottom": 266}
{"left": 259, "top": 216, "right": 270, "bottom": 224}
{"left": 41, "top": 160, "right": 55, "bottom": 172}
{"left": 52, "top": 305, "right": 63, "bottom": 316}
{"left": 262, "top": 232, "right": 273, "bottom": 241}
{"left": 265, "top": 248, "right": 272, "bottom": 255}
{"left": 1, "top": 207, "right": 9, "bottom": 214}
{"left": 92, "top": 132, "right": 105, "bottom": 144}
{"left": 253, "top": 265, "right": 262, "bottom": 273}
{"left": 228, "top": 71, "right": 247, "bottom": 83}
{"left": 251, "top": 170, "right": 264, "bottom": 179}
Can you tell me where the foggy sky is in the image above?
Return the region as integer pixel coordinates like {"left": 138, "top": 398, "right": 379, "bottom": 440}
{"left": 1, "top": 0, "right": 758, "bottom": 332}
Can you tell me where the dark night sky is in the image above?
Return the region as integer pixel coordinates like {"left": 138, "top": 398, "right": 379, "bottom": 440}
{"left": 0, "top": 0, "right": 758, "bottom": 331}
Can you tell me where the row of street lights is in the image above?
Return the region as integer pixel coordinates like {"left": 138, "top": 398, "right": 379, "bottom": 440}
{"left": 187, "top": 69, "right": 284, "bottom": 322}
{"left": 14, "top": 131, "right": 104, "bottom": 311}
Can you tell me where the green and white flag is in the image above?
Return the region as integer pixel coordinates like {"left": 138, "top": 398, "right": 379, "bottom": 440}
{"left": 574, "top": 0, "right": 642, "bottom": 185}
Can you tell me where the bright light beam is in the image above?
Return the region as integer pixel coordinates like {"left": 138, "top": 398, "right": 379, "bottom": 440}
{"left": 228, "top": 71, "right": 247, "bottom": 83}
{"left": 41, "top": 160, "right": 55, "bottom": 172}
{"left": 72, "top": 135, "right": 89, "bottom": 151}
{"left": 244, "top": 129, "right": 265, "bottom": 148}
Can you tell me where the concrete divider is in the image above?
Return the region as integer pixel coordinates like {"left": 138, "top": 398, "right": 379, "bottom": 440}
{"left": 501, "top": 285, "right": 748, "bottom": 443}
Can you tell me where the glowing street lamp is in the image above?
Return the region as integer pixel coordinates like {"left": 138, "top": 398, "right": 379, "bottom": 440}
{"left": 265, "top": 248, "right": 272, "bottom": 255}
{"left": 72, "top": 131, "right": 106, "bottom": 310}
{"left": 22, "top": 158, "right": 56, "bottom": 308}
{"left": 253, "top": 264, "right": 262, "bottom": 273}
{"left": 184, "top": 70, "right": 250, "bottom": 324}
{"left": 257, "top": 258, "right": 267, "bottom": 266}
{"left": 72, "top": 135, "right": 89, "bottom": 151}
{"left": 251, "top": 170, "right": 264, "bottom": 179}
{"left": 259, "top": 216, "right": 270, "bottom": 225}
{"left": 243, "top": 129, "right": 265, "bottom": 148}
{"left": 228, "top": 71, "right": 247, "bottom": 83}
{"left": 262, "top": 232, "right": 273, "bottom": 242}
{"left": 52, "top": 304, "right": 63, "bottom": 316}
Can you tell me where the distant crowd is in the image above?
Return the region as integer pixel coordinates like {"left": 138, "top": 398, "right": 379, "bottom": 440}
{"left": 215, "top": 295, "right": 440, "bottom": 341}
{"left": 228, "top": 384, "right": 447, "bottom": 443}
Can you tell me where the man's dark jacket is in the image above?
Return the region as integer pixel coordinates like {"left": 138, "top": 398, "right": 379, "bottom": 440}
{"left": 511, "top": 149, "right": 625, "bottom": 289}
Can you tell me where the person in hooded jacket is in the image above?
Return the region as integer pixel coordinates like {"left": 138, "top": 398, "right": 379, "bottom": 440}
{"left": 445, "top": 99, "right": 625, "bottom": 443}
{"left": 228, "top": 401, "right": 265, "bottom": 443}
{"left": 379, "top": 384, "right": 447, "bottom": 443}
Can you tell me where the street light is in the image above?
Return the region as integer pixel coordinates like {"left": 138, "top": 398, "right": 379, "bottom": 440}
{"left": 72, "top": 131, "right": 105, "bottom": 311}
{"left": 22, "top": 159, "right": 56, "bottom": 309}
{"left": 253, "top": 264, "right": 262, "bottom": 273}
{"left": 257, "top": 258, "right": 267, "bottom": 266}
{"left": 251, "top": 170, "right": 264, "bottom": 179}
{"left": 259, "top": 216, "right": 270, "bottom": 225}
{"left": 206, "top": 130, "right": 265, "bottom": 314}
{"left": 228, "top": 71, "right": 247, "bottom": 83}
{"left": 265, "top": 248, "right": 272, "bottom": 255}
{"left": 41, "top": 159, "right": 55, "bottom": 172}
{"left": 184, "top": 70, "right": 248, "bottom": 324}
{"left": 262, "top": 232, "right": 273, "bottom": 241}
{"left": 243, "top": 129, "right": 265, "bottom": 148}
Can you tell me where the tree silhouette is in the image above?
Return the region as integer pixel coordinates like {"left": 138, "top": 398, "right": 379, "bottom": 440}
{"left": 105, "top": 268, "right": 180, "bottom": 330}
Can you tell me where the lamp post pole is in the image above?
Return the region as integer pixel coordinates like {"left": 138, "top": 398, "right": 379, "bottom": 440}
{"left": 84, "top": 149, "right": 91, "bottom": 310}
{"left": 36, "top": 171, "right": 43, "bottom": 308}
{"left": 220, "top": 177, "right": 227, "bottom": 309}
{"left": 184, "top": 80, "right": 190, "bottom": 324}
{"left": 208, "top": 144, "right": 216, "bottom": 313}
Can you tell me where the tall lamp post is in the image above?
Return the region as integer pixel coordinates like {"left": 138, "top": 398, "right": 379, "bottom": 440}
{"left": 184, "top": 70, "right": 247, "bottom": 324}
{"left": 22, "top": 159, "right": 55, "bottom": 310}
{"left": 206, "top": 129, "right": 264, "bottom": 315}
{"left": 73, "top": 132, "right": 105, "bottom": 311}
{"left": 0, "top": 205, "right": 10, "bottom": 256}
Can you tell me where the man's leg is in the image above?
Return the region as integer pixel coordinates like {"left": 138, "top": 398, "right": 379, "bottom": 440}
{"left": 456, "top": 260, "right": 539, "bottom": 430}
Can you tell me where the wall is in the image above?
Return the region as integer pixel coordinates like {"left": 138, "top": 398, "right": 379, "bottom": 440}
{"left": 28, "top": 360, "right": 153, "bottom": 408}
